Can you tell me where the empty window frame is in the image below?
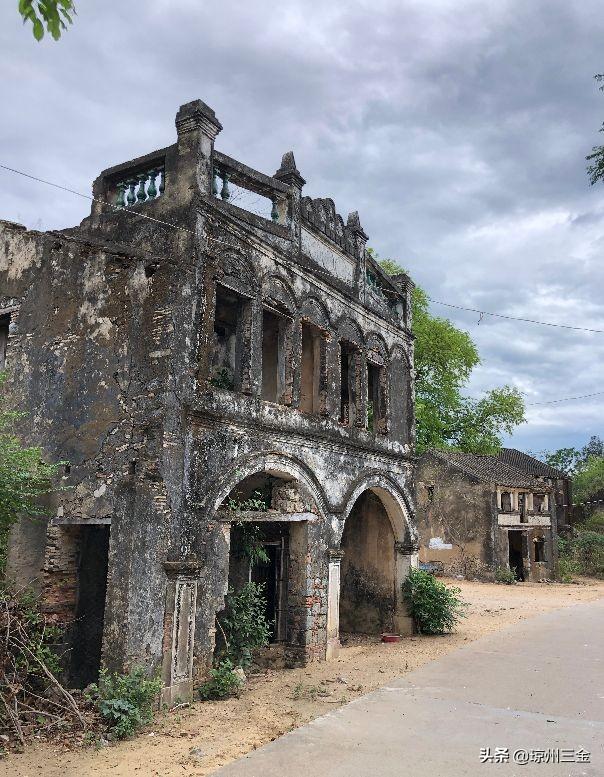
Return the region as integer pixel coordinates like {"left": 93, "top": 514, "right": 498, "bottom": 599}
{"left": 261, "top": 308, "right": 290, "bottom": 404}
{"left": 0, "top": 315, "right": 9, "bottom": 370}
{"left": 210, "top": 284, "right": 248, "bottom": 390}
{"left": 339, "top": 341, "right": 359, "bottom": 426}
{"left": 534, "top": 537, "right": 546, "bottom": 563}
{"left": 533, "top": 494, "right": 545, "bottom": 513}
{"left": 299, "top": 322, "right": 323, "bottom": 414}
{"left": 367, "top": 360, "right": 387, "bottom": 433}
{"left": 500, "top": 492, "right": 512, "bottom": 512}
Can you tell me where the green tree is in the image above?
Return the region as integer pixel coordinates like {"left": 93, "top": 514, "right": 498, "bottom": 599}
{"left": 538, "top": 437, "right": 604, "bottom": 477}
{"left": 18, "top": 0, "right": 75, "bottom": 41}
{"left": 587, "top": 75, "right": 604, "bottom": 185}
{"left": 0, "top": 372, "right": 62, "bottom": 573}
{"left": 573, "top": 456, "right": 604, "bottom": 503}
{"left": 377, "top": 259, "right": 525, "bottom": 453}
{"left": 542, "top": 447, "right": 582, "bottom": 475}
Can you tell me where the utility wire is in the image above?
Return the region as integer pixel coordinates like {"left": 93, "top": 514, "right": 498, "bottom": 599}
{"left": 0, "top": 163, "right": 195, "bottom": 236}
{"left": 3, "top": 162, "right": 603, "bottom": 335}
{"left": 526, "top": 390, "right": 604, "bottom": 407}
{"left": 428, "top": 297, "right": 604, "bottom": 335}
{"left": 2, "top": 162, "right": 604, "bottom": 410}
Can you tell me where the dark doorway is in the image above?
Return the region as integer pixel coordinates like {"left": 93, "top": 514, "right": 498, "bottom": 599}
{"left": 70, "top": 525, "right": 110, "bottom": 688}
{"left": 251, "top": 543, "right": 282, "bottom": 642}
{"left": 508, "top": 530, "right": 525, "bottom": 582}
{"left": 340, "top": 491, "right": 395, "bottom": 634}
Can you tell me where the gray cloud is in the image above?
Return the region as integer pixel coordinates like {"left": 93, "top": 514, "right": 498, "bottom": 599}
{"left": 1, "top": 0, "right": 603, "bottom": 452}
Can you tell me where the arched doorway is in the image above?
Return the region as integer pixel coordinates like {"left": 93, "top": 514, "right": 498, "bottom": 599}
{"left": 213, "top": 469, "right": 321, "bottom": 666}
{"left": 339, "top": 490, "right": 396, "bottom": 634}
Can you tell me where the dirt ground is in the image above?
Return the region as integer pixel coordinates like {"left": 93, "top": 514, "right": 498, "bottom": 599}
{"left": 5, "top": 577, "right": 604, "bottom": 777}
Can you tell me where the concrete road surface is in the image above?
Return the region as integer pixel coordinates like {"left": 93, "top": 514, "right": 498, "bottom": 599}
{"left": 215, "top": 598, "right": 604, "bottom": 777}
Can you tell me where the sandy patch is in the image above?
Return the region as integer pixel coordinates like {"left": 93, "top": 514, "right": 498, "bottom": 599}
{"left": 5, "top": 577, "right": 604, "bottom": 777}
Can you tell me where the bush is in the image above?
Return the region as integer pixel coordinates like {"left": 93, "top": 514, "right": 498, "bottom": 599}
{"left": 402, "top": 568, "right": 468, "bottom": 635}
{"left": 198, "top": 659, "right": 243, "bottom": 701}
{"left": 558, "top": 531, "right": 604, "bottom": 580}
{"left": 86, "top": 667, "right": 161, "bottom": 740}
{"left": 0, "top": 583, "right": 84, "bottom": 747}
{"left": 218, "top": 583, "right": 271, "bottom": 668}
{"left": 558, "top": 556, "right": 580, "bottom": 583}
{"left": 495, "top": 567, "right": 516, "bottom": 585}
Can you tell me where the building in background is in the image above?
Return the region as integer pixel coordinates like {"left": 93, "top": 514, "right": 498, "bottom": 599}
{"left": 416, "top": 449, "right": 559, "bottom": 581}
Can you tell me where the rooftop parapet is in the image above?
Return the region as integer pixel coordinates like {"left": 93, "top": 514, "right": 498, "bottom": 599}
{"left": 85, "top": 99, "right": 410, "bottom": 325}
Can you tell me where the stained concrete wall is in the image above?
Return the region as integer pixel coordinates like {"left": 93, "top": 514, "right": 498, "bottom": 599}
{"left": 416, "top": 456, "right": 495, "bottom": 578}
{"left": 1, "top": 99, "right": 418, "bottom": 692}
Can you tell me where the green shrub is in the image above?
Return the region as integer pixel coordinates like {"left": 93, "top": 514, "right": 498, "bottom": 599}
{"left": 574, "top": 531, "right": 604, "bottom": 577}
{"left": 198, "top": 659, "right": 243, "bottom": 700}
{"left": 557, "top": 556, "right": 580, "bottom": 583}
{"left": 86, "top": 667, "right": 161, "bottom": 739}
{"left": 209, "top": 367, "right": 235, "bottom": 390}
{"left": 218, "top": 583, "right": 271, "bottom": 668}
{"left": 581, "top": 511, "right": 604, "bottom": 533}
{"left": 402, "top": 568, "right": 468, "bottom": 635}
{"left": 495, "top": 567, "right": 516, "bottom": 585}
{"left": 557, "top": 530, "right": 604, "bottom": 580}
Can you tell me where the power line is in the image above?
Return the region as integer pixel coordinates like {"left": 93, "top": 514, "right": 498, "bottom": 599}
{"left": 428, "top": 297, "right": 604, "bottom": 335}
{"left": 526, "top": 390, "right": 604, "bottom": 407}
{"left": 0, "top": 163, "right": 195, "bottom": 236}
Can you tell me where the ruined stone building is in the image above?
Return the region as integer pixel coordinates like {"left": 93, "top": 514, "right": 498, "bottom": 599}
{"left": 1, "top": 99, "right": 417, "bottom": 703}
{"left": 416, "top": 449, "right": 560, "bottom": 582}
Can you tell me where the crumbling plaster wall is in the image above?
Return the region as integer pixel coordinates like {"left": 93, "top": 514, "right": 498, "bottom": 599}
{"left": 1, "top": 98, "right": 418, "bottom": 688}
{"left": 0, "top": 217, "right": 200, "bottom": 674}
{"left": 416, "top": 456, "right": 494, "bottom": 577}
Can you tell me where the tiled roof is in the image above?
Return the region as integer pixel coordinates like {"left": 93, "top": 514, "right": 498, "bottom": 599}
{"left": 427, "top": 450, "right": 540, "bottom": 488}
{"left": 498, "top": 448, "right": 565, "bottom": 479}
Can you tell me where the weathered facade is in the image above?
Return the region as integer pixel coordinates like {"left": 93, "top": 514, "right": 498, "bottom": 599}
{"left": 1, "top": 99, "right": 418, "bottom": 703}
{"left": 416, "top": 450, "right": 559, "bottom": 582}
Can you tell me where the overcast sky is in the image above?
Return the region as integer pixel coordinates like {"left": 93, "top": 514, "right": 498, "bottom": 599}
{"left": 1, "top": 0, "right": 603, "bottom": 454}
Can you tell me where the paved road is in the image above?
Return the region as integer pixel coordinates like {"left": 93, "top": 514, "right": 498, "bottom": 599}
{"left": 215, "top": 599, "right": 604, "bottom": 777}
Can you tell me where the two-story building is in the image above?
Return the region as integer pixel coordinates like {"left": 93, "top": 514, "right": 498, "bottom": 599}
{"left": 1, "top": 99, "right": 418, "bottom": 703}
{"left": 416, "top": 449, "right": 559, "bottom": 582}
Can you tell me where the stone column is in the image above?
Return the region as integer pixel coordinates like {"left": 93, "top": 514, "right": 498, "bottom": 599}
{"left": 175, "top": 100, "right": 223, "bottom": 197}
{"left": 326, "top": 549, "right": 344, "bottom": 660}
{"left": 161, "top": 558, "right": 201, "bottom": 706}
{"left": 274, "top": 151, "right": 306, "bottom": 256}
{"left": 393, "top": 540, "right": 418, "bottom": 636}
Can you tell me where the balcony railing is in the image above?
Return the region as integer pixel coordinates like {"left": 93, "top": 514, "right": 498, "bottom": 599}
{"left": 114, "top": 165, "right": 165, "bottom": 207}
{"left": 212, "top": 151, "right": 289, "bottom": 226}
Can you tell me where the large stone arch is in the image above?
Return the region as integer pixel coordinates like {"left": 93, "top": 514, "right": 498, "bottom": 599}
{"left": 200, "top": 452, "right": 331, "bottom": 668}
{"left": 261, "top": 273, "right": 297, "bottom": 315}
{"left": 208, "top": 451, "right": 329, "bottom": 519}
{"left": 340, "top": 471, "right": 416, "bottom": 545}
{"left": 326, "top": 472, "right": 416, "bottom": 651}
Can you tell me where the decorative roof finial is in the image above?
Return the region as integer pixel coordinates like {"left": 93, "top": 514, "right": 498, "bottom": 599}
{"left": 274, "top": 151, "right": 306, "bottom": 188}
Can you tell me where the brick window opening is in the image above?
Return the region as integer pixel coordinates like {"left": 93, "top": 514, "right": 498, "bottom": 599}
{"left": 533, "top": 494, "right": 545, "bottom": 513}
{"left": 210, "top": 285, "right": 246, "bottom": 390}
{"left": 0, "top": 314, "right": 10, "bottom": 370}
{"left": 261, "top": 308, "right": 289, "bottom": 404}
{"left": 501, "top": 492, "right": 512, "bottom": 511}
{"left": 367, "top": 361, "right": 387, "bottom": 433}
{"left": 534, "top": 537, "right": 546, "bottom": 563}
{"left": 339, "top": 342, "right": 358, "bottom": 426}
{"left": 300, "top": 322, "right": 322, "bottom": 414}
